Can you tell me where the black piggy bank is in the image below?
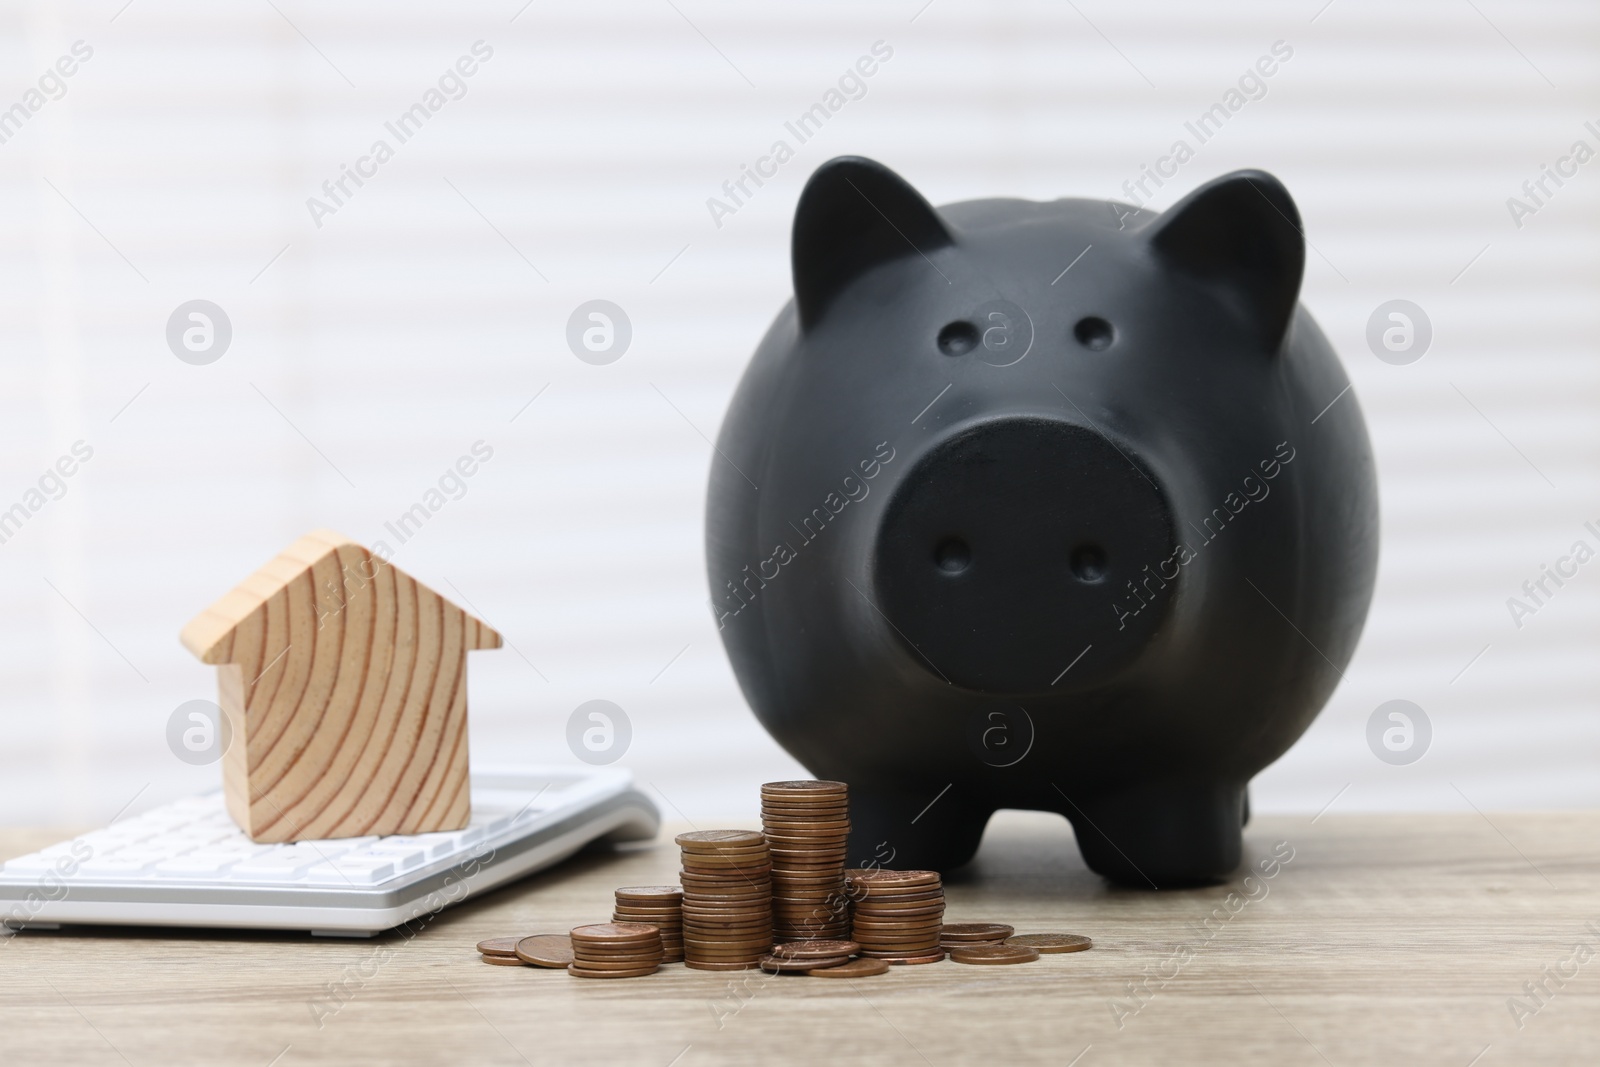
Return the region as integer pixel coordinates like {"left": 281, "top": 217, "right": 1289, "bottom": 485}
{"left": 706, "top": 156, "right": 1377, "bottom": 887}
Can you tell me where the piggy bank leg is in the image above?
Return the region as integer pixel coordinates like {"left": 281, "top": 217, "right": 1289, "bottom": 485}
{"left": 1061, "top": 781, "right": 1244, "bottom": 888}
{"left": 845, "top": 785, "right": 991, "bottom": 874}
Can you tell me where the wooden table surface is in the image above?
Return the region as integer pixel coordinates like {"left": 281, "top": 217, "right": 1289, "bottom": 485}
{"left": 4, "top": 811, "right": 1597, "bottom": 1066}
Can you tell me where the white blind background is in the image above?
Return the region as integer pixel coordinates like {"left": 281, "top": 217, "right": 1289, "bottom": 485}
{"left": 0, "top": 0, "right": 1594, "bottom": 825}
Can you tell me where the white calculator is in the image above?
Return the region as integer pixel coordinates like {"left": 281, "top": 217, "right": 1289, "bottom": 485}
{"left": 0, "top": 766, "right": 658, "bottom": 937}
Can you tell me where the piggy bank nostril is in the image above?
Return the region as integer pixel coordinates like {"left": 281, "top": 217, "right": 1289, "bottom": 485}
{"left": 934, "top": 537, "right": 971, "bottom": 574}
{"left": 1074, "top": 316, "right": 1115, "bottom": 351}
{"left": 1070, "top": 544, "right": 1107, "bottom": 583}
{"left": 937, "top": 321, "right": 979, "bottom": 356}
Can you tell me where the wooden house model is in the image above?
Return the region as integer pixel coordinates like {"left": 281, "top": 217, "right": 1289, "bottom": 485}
{"left": 180, "top": 530, "right": 501, "bottom": 843}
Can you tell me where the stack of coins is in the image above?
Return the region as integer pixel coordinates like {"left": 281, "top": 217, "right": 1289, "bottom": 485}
{"left": 567, "top": 922, "right": 664, "bottom": 979}
{"left": 612, "top": 886, "right": 684, "bottom": 963}
{"left": 677, "top": 830, "right": 773, "bottom": 971}
{"left": 940, "top": 922, "right": 1014, "bottom": 953}
{"left": 761, "top": 780, "right": 851, "bottom": 941}
{"left": 848, "top": 869, "right": 946, "bottom": 964}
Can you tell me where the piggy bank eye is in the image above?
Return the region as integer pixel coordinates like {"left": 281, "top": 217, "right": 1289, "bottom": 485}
{"left": 937, "top": 320, "right": 979, "bottom": 356}
{"left": 1074, "top": 316, "right": 1114, "bottom": 351}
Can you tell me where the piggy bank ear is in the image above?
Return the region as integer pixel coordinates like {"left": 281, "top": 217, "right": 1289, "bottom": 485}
{"left": 792, "top": 156, "right": 953, "bottom": 330}
{"left": 1144, "top": 170, "right": 1305, "bottom": 352}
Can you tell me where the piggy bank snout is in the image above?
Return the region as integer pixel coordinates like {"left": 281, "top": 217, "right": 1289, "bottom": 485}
{"left": 871, "top": 417, "right": 1176, "bottom": 694}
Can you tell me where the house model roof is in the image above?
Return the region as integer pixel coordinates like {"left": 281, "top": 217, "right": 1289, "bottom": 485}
{"left": 180, "top": 529, "right": 501, "bottom": 664}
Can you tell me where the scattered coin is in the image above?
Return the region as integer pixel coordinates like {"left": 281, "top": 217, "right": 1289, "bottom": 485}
{"left": 567, "top": 964, "right": 659, "bottom": 979}
{"left": 1004, "top": 933, "right": 1093, "bottom": 953}
{"left": 515, "top": 934, "right": 575, "bottom": 968}
{"left": 759, "top": 953, "right": 852, "bottom": 973}
{"left": 941, "top": 923, "right": 1014, "bottom": 943}
{"left": 949, "top": 944, "right": 1040, "bottom": 965}
{"left": 806, "top": 956, "right": 890, "bottom": 977}
{"left": 480, "top": 953, "right": 527, "bottom": 966}
{"left": 476, "top": 937, "right": 523, "bottom": 957}
{"left": 769, "top": 939, "right": 860, "bottom": 959}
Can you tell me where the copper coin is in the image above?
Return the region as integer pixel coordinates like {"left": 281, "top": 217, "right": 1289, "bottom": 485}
{"left": 1004, "top": 933, "right": 1093, "bottom": 953}
{"left": 949, "top": 945, "right": 1040, "bottom": 965}
{"left": 806, "top": 957, "right": 890, "bottom": 978}
{"left": 761, "top": 809, "right": 849, "bottom": 821}
{"left": 570, "top": 922, "right": 661, "bottom": 941}
{"left": 854, "top": 904, "right": 946, "bottom": 918}
{"left": 685, "top": 959, "right": 762, "bottom": 971}
{"left": 760, "top": 954, "right": 850, "bottom": 973}
{"left": 885, "top": 951, "right": 946, "bottom": 965}
{"left": 476, "top": 937, "right": 524, "bottom": 957}
{"left": 684, "top": 942, "right": 775, "bottom": 955}
{"left": 678, "top": 883, "right": 771, "bottom": 896}
{"left": 851, "top": 917, "right": 945, "bottom": 929}
{"left": 849, "top": 869, "right": 940, "bottom": 887}
{"left": 761, "top": 780, "right": 848, "bottom": 794}
{"left": 850, "top": 886, "right": 944, "bottom": 901}
{"left": 941, "top": 923, "right": 1015, "bottom": 942}
{"left": 569, "top": 947, "right": 662, "bottom": 966}
{"left": 679, "top": 875, "right": 772, "bottom": 888}
{"left": 762, "top": 795, "right": 848, "bottom": 805}
{"left": 683, "top": 934, "right": 774, "bottom": 947}
{"left": 861, "top": 949, "right": 944, "bottom": 961}
{"left": 569, "top": 955, "right": 665, "bottom": 970}
{"left": 514, "top": 934, "right": 575, "bottom": 967}
{"left": 567, "top": 964, "right": 659, "bottom": 978}
{"left": 681, "top": 913, "right": 772, "bottom": 925}
{"left": 769, "top": 939, "right": 859, "bottom": 959}
{"left": 679, "top": 876, "right": 771, "bottom": 888}
{"left": 676, "top": 829, "right": 765, "bottom": 847}
{"left": 680, "top": 855, "right": 772, "bottom": 869}
{"left": 680, "top": 902, "right": 771, "bottom": 915}
{"left": 680, "top": 906, "right": 771, "bottom": 918}
{"left": 481, "top": 953, "right": 527, "bottom": 966}
{"left": 766, "top": 844, "right": 850, "bottom": 856}
{"left": 615, "top": 885, "right": 682, "bottom": 900}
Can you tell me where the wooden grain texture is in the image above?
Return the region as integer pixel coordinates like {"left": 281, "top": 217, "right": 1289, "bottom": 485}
{"left": 179, "top": 530, "right": 501, "bottom": 843}
{"left": 2, "top": 812, "right": 1597, "bottom": 1066}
